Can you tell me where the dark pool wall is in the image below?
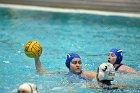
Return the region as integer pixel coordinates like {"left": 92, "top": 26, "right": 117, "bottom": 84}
{"left": 0, "top": 0, "right": 140, "bottom": 13}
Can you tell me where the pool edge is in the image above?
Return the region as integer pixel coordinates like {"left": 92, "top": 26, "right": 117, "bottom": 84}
{"left": 0, "top": 3, "right": 140, "bottom": 18}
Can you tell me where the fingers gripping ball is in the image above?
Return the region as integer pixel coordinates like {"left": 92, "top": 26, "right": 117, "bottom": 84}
{"left": 24, "top": 40, "right": 42, "bottom": 58}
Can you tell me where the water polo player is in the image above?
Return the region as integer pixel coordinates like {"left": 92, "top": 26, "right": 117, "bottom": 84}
{"left": 86, "top": 63, "right": 140, "bottom": 89}
{"left": 34, "top": 52, "right": 96, "bottom": 80}
{"left": 65, "top": 53, "right": 96, "bottom": 79}
{"left": 108, "top": 48, "right": 136, "bottom": 73}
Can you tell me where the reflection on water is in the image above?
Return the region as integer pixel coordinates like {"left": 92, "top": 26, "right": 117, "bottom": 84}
{"left": 0, "top": 8, "right": 19, "bottom": 24}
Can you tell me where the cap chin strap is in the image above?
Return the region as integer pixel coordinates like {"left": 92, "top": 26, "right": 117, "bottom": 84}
{"left": 28, "top": 84, "right": 33, "bottom": 93}
{"left": 78, "top": 70, "right": 83, "bottom": 75}
{"left": 70, "top": 70, "right": 82, "bottom": 75}
{"left": 114, "top": 60, "right": 120, "bottom": 64}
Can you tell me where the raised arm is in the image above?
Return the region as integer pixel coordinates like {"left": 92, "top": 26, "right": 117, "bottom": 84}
{"left": 34, "top": 56, "right": 55, "bottom": 74}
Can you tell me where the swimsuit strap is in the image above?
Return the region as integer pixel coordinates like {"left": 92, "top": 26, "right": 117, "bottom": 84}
{"left": 115, "top": 64, "right": 123, "bottom": 71}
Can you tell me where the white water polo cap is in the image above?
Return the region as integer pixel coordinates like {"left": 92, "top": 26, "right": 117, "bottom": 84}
{"left": 98, "top": 63, "right": 115, "bottom": 81}
{"left": 18, "top": 83, "right": 37, "bottom": 93}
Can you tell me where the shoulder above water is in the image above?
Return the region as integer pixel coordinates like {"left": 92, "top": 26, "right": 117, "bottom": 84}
{"left": 117, "top": 65, "right": 136, "bottom": 73}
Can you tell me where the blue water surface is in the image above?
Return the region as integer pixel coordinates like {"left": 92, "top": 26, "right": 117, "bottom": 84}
{"left": 0, "top": 7, "right": 140, "bottom": 93}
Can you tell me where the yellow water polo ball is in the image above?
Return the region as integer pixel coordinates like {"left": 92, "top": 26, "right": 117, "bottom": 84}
{"left": 24, "top": 40, "right": 42, "bottom": 58}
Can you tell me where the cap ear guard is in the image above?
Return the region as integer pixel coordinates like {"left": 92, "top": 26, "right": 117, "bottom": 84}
{"left": 98, "top": 63, "right": 115, "bottom": 81}
{"left": 28, "top": 83, "right": 37, "bottom": 93}
{"left": 116, "top": 49, "right": 123, "bottom": 64}
{"left": 66, "top": 61, "right": 70, "bottom": 69}
{"left": 65, "top": 54, "right": 72, "bottom": 69}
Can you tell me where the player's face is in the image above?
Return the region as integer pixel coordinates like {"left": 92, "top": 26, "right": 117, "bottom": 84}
{"left": 108, "top": 52, "right": 117, "bottom": 64}
{"left": 70, "top": 58, "right": 82, "bottom": 74}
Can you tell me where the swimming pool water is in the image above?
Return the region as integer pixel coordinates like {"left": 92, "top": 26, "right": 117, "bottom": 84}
{"left": 0, "top": 6, "right": 140, "bottom": 93}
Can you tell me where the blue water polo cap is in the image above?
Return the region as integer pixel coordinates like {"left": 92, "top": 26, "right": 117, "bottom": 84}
{"left": 65, "top": 53, "right": 81, "bottom": 69}
{"left": 109, "top": 48, "right": 123, "bottom": 64}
